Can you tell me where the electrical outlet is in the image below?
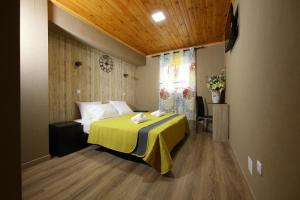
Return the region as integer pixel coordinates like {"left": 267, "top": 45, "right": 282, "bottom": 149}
{"left": 248, "top": 156, "right": 253, "bottom": 175}
{"left": 257, "top": 160, "right": 263, "bottom": 176}
{"left": 76, "top": 89, "right": 81, "bottom": 95}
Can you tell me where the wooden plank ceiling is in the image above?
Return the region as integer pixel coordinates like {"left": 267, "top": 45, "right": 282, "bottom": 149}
{"left": 51, "top": 0, "right": 231, "bottom": 55}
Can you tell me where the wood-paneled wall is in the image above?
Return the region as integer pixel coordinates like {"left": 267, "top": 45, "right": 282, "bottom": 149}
{"left": 49, "top": 25, "right": 136, "bottom": 123}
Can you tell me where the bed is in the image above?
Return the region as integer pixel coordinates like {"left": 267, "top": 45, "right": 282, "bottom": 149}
{"left": 86, "top": 112, "right": 189, "bottom": 174}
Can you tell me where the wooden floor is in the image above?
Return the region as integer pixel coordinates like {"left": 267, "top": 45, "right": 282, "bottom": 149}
{"left": 22, "top": 128, "right": 253, "bottom": 200}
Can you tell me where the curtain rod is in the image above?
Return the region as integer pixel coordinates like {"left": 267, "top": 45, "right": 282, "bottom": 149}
{"left": 151, "top": 46, "right": 204, "bottom": 58}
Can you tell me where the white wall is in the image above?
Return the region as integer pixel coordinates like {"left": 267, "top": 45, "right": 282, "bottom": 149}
{"left": 21, "top": 0, "right": 49, "bottom": 164}
{"left": 196, "top": 44, "right": 225, "bottom": 115}
{"left": 226, "top": 0, "right": 300, "bottom": 199}
{"left": 135, "top": 56, "right": 160, "bottom": 111}
{"left": 135, "top": 44, "right": 225, "bottom": 113}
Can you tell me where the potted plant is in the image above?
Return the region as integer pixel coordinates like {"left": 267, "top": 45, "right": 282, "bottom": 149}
{"left": 207, "top": 71, "right": 226, "bottom": 103}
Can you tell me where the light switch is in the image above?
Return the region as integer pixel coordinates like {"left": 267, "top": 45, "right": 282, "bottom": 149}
{"left": 257, "top": 160, "right": 263, "bottom": 176}
{"left": 76, "top": 89, "right": 81, "bottom": 95}
{"left": 248, "top": 156, "right": 253, "bottom": 175}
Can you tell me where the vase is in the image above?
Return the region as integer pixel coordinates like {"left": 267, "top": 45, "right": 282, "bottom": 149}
{"left": 211, "top": 90, "right": 221, "bottom": 103}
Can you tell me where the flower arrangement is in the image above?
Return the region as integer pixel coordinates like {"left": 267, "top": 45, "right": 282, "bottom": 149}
{"left": 207, "top": 71, "right": 226, "bottom": 92}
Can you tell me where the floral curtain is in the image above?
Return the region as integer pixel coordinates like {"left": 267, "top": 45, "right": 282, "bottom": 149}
{"left": 159, "top": 48, "right": 196, "bottom": 120}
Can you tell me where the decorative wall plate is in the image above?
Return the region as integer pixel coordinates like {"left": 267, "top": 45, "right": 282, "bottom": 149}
{"left": 99, "top": 55, "right": 114, "bottom": 73}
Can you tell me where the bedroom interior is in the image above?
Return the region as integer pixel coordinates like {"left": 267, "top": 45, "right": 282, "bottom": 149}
{"left": 1, "top": 0, "right": 300, "bottom": 199}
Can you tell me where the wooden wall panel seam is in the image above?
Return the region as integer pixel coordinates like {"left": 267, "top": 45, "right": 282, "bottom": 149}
{"left": 49, "top": 26, "right": 137, "bottom": 123}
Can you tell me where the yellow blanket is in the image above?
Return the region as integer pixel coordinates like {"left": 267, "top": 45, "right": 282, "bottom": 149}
{"left": 88, "top": 113, "right": 189, "bottom": 174}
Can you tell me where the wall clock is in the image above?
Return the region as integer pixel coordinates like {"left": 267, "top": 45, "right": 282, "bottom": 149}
{"left": 99, "top": 55, "right": 114, "bottom": 73}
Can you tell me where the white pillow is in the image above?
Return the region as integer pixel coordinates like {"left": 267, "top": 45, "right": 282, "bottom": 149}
{"left": 98, "top": 103, "right": 119, "bottom": 119}
{"left": 76, "top": 101, "right": 102, "bottom": 121}
{"left": 109, "top": 101, "right": 133, "bottom": 115}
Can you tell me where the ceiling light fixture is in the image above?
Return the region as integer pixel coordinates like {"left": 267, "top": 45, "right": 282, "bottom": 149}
{"left": 151, "top": 11, "right": 166, "bottom": 22}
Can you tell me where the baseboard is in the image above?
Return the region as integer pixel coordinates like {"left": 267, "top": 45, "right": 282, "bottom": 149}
{"left": 229, "top": 143, "right": 257, "bottom": 200}
{"left": 22, "top": 154, "right": 51, "bottom": 169}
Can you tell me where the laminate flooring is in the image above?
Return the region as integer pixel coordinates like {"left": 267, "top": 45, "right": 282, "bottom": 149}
{"left": 22, "top": 127, "right": 253, "bottom": 200}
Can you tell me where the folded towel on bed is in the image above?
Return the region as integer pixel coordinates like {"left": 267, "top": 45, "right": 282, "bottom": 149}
{"left": 131, "top": 113, "right": 148, "bottom": 124}
{"left": 151, "top": 110, "right": 166, "bottom": 117}
{"left": 131, "top": 113, "right": 143, "bottom": 121}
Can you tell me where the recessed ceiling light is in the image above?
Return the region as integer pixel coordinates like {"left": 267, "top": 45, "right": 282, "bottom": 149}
{"left": 152, "top": 11, "right": 166, "bottom": 22}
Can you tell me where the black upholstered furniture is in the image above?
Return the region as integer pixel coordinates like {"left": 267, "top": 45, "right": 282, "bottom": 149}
{"left": 49, "top": 121, "right": 89, "bottom": 157}
{"left": 196, "top": 96, "right": 213, "bottom": 131}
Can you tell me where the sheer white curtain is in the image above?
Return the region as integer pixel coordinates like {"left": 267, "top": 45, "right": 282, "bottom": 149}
{"left": 159, "top": 48, "right": 196, "bottom": 120}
